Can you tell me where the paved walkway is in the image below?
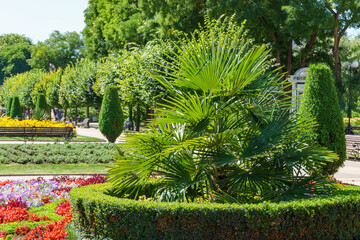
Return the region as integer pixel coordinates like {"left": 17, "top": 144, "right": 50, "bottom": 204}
{"left": 334, "top": 160, "right": 360, "bottom": 185}
{"left": 76, "top": 127, "right": 107, "bottom": 141}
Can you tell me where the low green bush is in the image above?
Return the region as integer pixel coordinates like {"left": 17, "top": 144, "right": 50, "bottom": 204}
{"left": 0, "top": 143, "right": 114, "bottom": 164}
{"left": 70, "top": 183, "right": 360, "bottom": 240}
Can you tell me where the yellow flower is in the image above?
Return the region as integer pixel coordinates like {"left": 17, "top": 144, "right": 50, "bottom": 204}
{"left": 0, "top": 117, "right": 76, "bottom": 132}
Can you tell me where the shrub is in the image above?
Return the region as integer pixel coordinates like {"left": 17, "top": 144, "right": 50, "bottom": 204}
{"left": 10, "top": 96, "right": 22, "bottom": 120}
{"left": 99, "top": 86, "right": 124, "bottom": 143}
{"left": 299, "top": 64, "right": 346, "bottom": 174}
{"left": 6, "top": 97, "right": 13, "bottom": 117}
{"left": 109, "top": 17, "right": 337, "bottom": 203}
{"left": 0, "top": 156, "right": 9, "bottom": 164}
{"left": 70, "top": 183, "right": 360, "bottom": 240}
{"left": 34, "top": 93, "right": 49, "bottom": 120}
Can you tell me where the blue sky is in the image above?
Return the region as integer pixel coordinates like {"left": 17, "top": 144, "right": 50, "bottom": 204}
{"left": 0, "top": 0, "right": 88, "bottom": 43}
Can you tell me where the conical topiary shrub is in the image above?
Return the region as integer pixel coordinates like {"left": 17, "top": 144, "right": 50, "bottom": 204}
{"left": 99, "top": 86, "right": 124, "bottom": 143}
{"left": 34, "top": 93, "right": 49, "bottom": 120}
{"left": 299, "top": 64, "right": 346, "bottom": 174}
{"left": 6, "top": 97, "right": 13, "bottom": 117}
{"left": 10, "top": 96, "right": 22, "bottom": 120}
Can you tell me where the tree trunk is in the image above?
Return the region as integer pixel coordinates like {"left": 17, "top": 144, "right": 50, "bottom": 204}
{"left": 86, "top": 106, "right": 90, "bottom": 118}
{"left": 75, "top": 107, "right": 78, "bottom": 125}
{"left": 333, "top": 38, "right": 342, "bottom": 88}
{"left": 128, "top": 105, "right": 133, "bottom": 130}
{"left": 48, "top": 106, "right": 52, "bottom": 120}
{"left": 286, "top": 40, "right": 292, "bottom": 77}
{"left": 275, "top": 49, "right": 282, "bottom": 73}
{"left": 64, "top": 108, "right": 67, "bottom": 121}
{"left": 136, "top": 105, "right": 140, "bottom": 132}
{"left": 284, "top": 40, "right": 293, "bottom": 94}
{"left": 145, "top": 106, "right": 153, "bottom": 123}
{"left": 300, "top": 33, "right": 317, "bottom": 68}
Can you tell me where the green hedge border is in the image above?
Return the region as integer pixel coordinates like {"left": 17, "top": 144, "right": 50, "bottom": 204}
{"left": 70, "top": 183, "right": 360, "bottom": 240}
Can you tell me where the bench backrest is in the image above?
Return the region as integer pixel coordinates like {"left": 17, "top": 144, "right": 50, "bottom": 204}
{"left": 0, "top": 127, "right": 73, "bottom": 137}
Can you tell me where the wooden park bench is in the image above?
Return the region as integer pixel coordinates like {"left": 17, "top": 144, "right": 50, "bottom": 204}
{"left": 0, "top": 126, "right": 74, "bottom": 140}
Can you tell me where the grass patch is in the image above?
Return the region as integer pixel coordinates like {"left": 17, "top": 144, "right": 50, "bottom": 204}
{"left": 0, "top": 135, "right": 105, "bottom": 142}
{"left": 0, "top": 163, "right": 110, "bottom": 174}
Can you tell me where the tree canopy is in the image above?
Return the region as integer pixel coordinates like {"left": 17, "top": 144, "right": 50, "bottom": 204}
{"left": 28, "top": 31, "right": 85, "bottom": 71}
{"left": 0, "top": 34, "right": 32, "bottom": 84}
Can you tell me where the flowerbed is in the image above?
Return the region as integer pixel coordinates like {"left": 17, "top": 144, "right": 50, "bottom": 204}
{"left": 0, "top": 174, "right": 106, "bottom": 239}
{"left": 0, "top": 117, "right": 74, "bottom": 129}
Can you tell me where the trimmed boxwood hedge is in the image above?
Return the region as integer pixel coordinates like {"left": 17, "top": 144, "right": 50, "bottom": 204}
{"left": 70, "top": 183, "right": 360, "bottom": 240}
{"left": 0, "top": 143, "right": 114, "bottom": 164}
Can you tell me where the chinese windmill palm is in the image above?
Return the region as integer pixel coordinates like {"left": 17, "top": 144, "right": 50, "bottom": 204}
{"left": 109, "top": 17, "right": 338, "bottom": 203}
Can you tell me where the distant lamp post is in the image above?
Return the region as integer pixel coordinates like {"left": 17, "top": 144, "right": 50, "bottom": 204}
{"left": 343, "top": 60, "right": 359, "bottom": 134}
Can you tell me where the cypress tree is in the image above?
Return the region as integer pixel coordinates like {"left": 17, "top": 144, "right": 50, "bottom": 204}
{"left": 10, "top": 96, "right": 22, "bottom": 120}
{"left": 299, "top": 64, "right": 346, "bottom": 174}
{"left": 99, "top": 86, "right": 124, "bottom": 143}
{"left": 6, "top": 97, "right": 13, "bottom": 117}
{"left": 34, "top": 93, "right": 49, "bottom": 119}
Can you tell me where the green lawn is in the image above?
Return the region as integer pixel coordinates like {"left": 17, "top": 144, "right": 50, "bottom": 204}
{"left": 0, "top": 163, "right": 110, "bottom": 174}
{"left": 0, "top": 135, "right": 105, "bottom": 142}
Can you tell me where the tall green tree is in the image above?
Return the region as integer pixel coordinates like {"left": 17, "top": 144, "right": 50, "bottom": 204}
{"left": 0, "top": 72, "right": 28, "bottom": 107}
{"left": 59, "top": 59, "right": 100, "bottom": 122}
{"left": 28, "top": 31, "right": 85, "bottom": 71}
{"left": 17, "top": 70, "right": 46, "bottom": 109}
{"left": 45, "top": 69, "right": 63, "bottom": 109}
{"left": 321, "top": 0, "right": 360, "bottom": 87}
{"left": 83, "top": 0, "right": 338, "bottom": 79}
{"left": 83, "top": 0, "right": 203, "bottom": 59}
{"left": 0, "top": 34, "right": 32, "bottom": 84}
{"left": 207, "top": 0, "right": 331, "bottom": 76}
{"left": 95, "top": 41, "right": 170, "bottom": 130}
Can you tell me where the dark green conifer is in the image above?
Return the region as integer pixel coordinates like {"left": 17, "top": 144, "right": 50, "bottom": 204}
{"left": 299, "top": 64, "right": 346, "bottom": 174}
{"left": 34, "top": 93, "right": 49, "bottom": 120}
{"left": 6, "top": 97, "right": 13, "bottom": 117}
{"left": 99, "top": 86, "right": 124, "bottom": 143}
{"left": 10, "top": 96, "right": 22, "bottom": 120}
